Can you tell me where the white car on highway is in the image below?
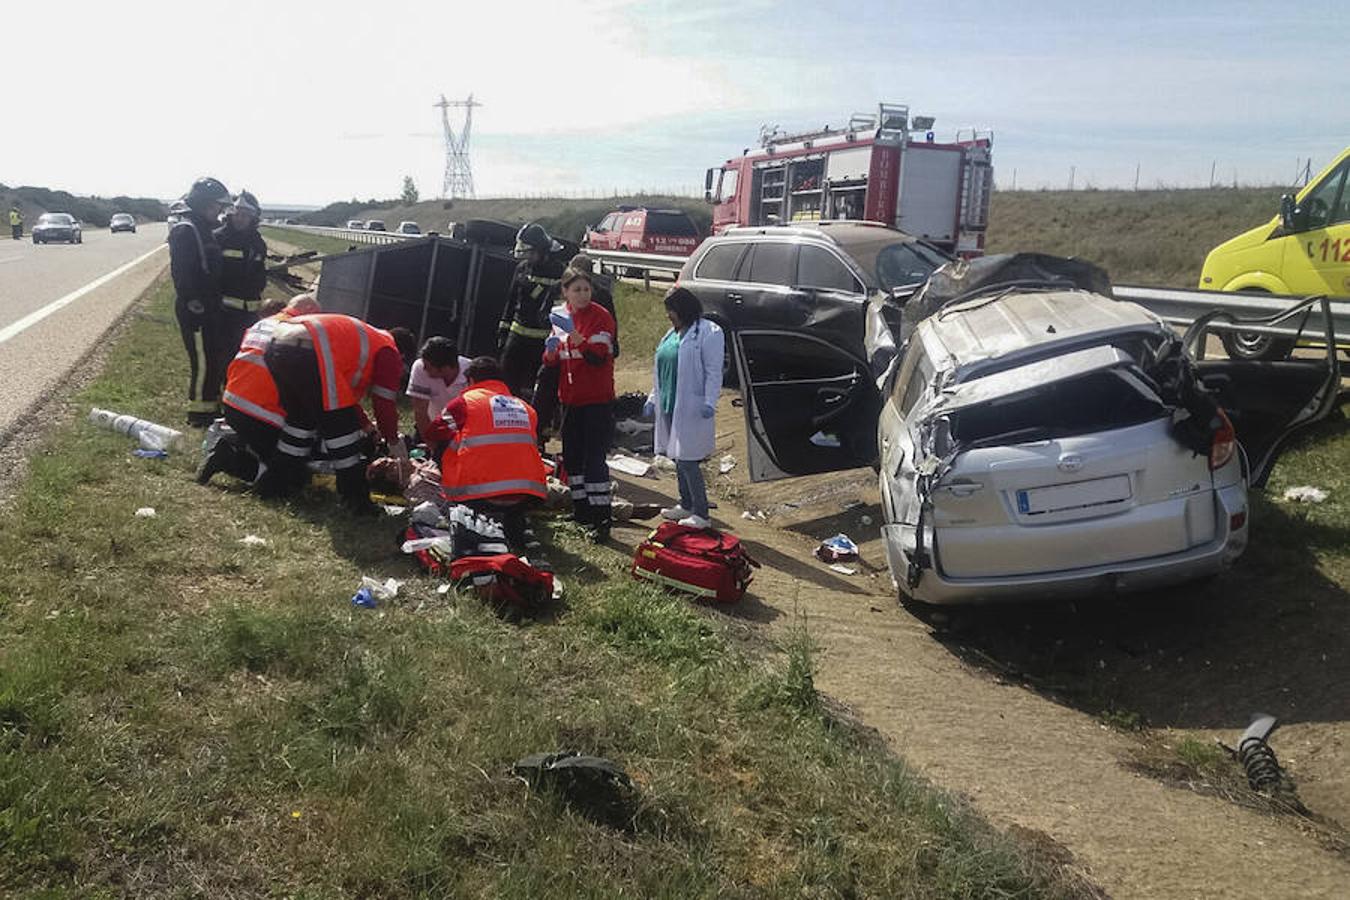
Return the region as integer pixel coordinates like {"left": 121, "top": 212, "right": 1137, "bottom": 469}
{"left": 728, "top": 254, "right": 1340, "bottom": 604}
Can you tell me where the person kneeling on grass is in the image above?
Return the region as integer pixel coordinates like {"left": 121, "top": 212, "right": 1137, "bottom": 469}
{"left": 542, "top": 266, "right": 617, "bottom": 541}
{"left": 645, "top": 286, "right": 724, "bottom": 529}
{"left": 422, "top": 356, "right": 547, "bottom": 548}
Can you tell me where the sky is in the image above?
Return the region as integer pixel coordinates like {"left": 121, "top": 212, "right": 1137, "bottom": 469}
{"left": 2, "top": 0, "right": 1346, "bottom": 205}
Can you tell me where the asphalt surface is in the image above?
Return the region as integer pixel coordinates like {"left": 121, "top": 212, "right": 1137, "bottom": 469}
{"left": 0, "top": 223, "right": 169, "bottom": 438}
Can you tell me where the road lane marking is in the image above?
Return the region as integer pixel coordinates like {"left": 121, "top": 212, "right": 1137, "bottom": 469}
{"left": 0, "top": 244, "right": 167, "bottom": 347}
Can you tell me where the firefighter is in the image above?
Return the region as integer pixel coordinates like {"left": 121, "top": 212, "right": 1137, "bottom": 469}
{"left": 170, "top": 177, "right": 232, "bottom": 427}
{"left": 257, "top": 313, "right": 417, "bottom": 514}
{"left": 9, "top": 204, "right": 22, "bottom": 240}
{"left": 422, "top": 355, "right": 547, "bottom": 548}
{"left": 497, "top": 222, "right": 564, "bottom": 398}
{"left": 198, "top": 293, "right": 321, "bottom": 486}
{"left": 215, "top": 190, "right": 269, "bottom": 362}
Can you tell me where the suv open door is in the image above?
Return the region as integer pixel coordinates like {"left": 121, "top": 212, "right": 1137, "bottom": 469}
{"left": 1184, "top": 294, "right": 1341, "bottom": 487}
{"left": 730, "top": 329, "right": 881, "bottom": 481}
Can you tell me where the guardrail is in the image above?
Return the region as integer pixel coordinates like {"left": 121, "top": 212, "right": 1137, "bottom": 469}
{"left": 1115, "top": 285, "right": 1347, "bottom": 344}
{"left": 268, "top": 223, "right": 414, "bottom": 246}
{"left": 578, "top": 248, "right": 687, "bottom": 289}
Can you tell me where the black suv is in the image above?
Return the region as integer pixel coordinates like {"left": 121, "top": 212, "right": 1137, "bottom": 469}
{"left": 675, "top": 221, "right": 949, "bottom": 477}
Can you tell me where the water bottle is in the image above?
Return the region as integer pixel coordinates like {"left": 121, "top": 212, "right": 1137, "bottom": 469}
{"left": 88, "top": 407, "right": 185, "bottom": 451}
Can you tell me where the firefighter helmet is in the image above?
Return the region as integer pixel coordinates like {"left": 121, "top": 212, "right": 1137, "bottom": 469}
{"left": 514, "top": 222, "right": 562, "bottom": 258}
{"left": 185, "top": 177, "right": 231, "bottom": 212}
{"left": 232, "top": 190, "right": 261, "bottom": 216}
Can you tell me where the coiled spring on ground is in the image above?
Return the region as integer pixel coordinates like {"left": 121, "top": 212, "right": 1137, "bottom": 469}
{"left": 1238, "top": 732, "right": 1282, "bottom": 792}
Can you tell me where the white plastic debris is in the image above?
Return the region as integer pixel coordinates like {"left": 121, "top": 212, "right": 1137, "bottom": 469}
{"left": 829, "top": 564, "right": 857, "bottom": 576}
{"left": 382, "top": 504, "right": 407, "bottom": 517}
{"left": 238, "top": 534, "right": 269, "bottom": 547}
{"left": 740, "top": 509, "right": 768, "bottom": 521}
{"left": 90, "top": 408, "right": 185, "bottom": 451}
{"left": 551, "top": 576, "right": 565, "bottom": 601}
{"left": 134, "top": 507, "right": 156, "bottom": 518}
{"left": 361, "top": 576, "right": 403, "bottom": 601}
{"left": 718, "top": 454, "right": 737, "bottom": 474}
{"left": 436, "top": 583, "right": 453, "bottom": 595}
{"left": 607, "top": 454, "right": 653, "bottom": 477}
{"left": 1282, "top": 485, "right": 1328, "bottom": 504}
{"left": 401, "top": 535, "right": 454, "bottom": 556}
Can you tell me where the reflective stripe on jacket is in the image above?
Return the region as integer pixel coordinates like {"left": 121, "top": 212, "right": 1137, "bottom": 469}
{"left": 222, "top": 314, "right": 288, "bottom": 427}
{"left": 440, "top": 381, "right": 547, "bottom": 502}
{"left": 295, "top": 314, "right": 398, "bottom": 411}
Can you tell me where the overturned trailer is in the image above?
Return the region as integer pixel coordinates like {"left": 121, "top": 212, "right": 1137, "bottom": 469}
{"left": 313, "top": 233, "right": 519, "bottom": 357}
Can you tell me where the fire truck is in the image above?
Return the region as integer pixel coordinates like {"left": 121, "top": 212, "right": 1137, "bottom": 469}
{"left": 703, "top": 103, "right": 993, "bottom": 256}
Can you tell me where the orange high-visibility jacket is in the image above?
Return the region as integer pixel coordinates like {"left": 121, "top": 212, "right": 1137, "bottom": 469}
{"left": 440, "top": 381, "right": 547, "bottom": 502}
{"left": 298, "top": 314, "right": 398, "bottom": 411}
{"left": 222, "top": 313, "right": 289, "bottom": 427}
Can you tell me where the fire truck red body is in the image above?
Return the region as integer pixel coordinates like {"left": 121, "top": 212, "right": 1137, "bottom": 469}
{"left": 704, "top": 103, "right": 993, "bottom": 256}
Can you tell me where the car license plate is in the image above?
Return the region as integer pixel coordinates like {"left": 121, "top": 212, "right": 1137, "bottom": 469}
{"left": 1016, "top": 475, "right": 1132, "bottom": 515}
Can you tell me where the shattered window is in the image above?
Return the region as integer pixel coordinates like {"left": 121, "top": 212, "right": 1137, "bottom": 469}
{"left": 948, "top": 369, "right": 1166, "bottom": 445}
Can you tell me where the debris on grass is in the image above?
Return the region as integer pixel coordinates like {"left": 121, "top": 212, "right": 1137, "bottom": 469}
{"left": 815, "top": 533, "right": 859, "bottom": 562}
{"left": 829, "top": 564, "right": 857, "bottom": 576}
{"left": 239, "top": 534, "right": 268, "bottom": 548}
{"left": 607, "top": 454, "right": 653, "bottom": 477}
{"left": 718, "top": 454, "right": 737, "bottom": 474}
{"left": 134, "top": 507, "right": 156, "bottom": 518}
{"left": 1282, "top": 485, "right": 1328, "bottom": 504}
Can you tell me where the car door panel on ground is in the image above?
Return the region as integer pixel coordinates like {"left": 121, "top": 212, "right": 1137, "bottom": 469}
{"left": 732, "top": 329, "right": 879, "bottom": 482}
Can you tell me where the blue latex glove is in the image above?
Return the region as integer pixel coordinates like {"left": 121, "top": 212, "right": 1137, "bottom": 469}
{"left": 544, "top": 335, "right": 561, "bottom": 353}
{"left": 701, "top": 403, "right": 716, "bottom": 419}
{"left": 642, "top": 400, "right": 655, "bottom": 419}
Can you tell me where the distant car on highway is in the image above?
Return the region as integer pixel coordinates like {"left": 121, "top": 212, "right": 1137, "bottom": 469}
{"left": 365, "top": 219, "right": 388, "bottom": 232}
{"left": 110, "top": 213, "right": 136, "bottom": 234}
{"left": 397, "top": 221, "right": 422, "bottom": 235}
{"left": 345, "top": 220, "right": 365, "bottom": 229}
{"left": 32, "top": 212, "right": 82, "bottom": 244}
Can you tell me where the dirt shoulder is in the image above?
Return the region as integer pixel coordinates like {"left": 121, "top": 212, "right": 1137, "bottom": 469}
{"left": 608, "top": 366, "right": 1350, "bottom": 899}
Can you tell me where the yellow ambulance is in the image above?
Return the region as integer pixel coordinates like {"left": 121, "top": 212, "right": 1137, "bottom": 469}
{"left": 1200, "top": 146, "right": 1349, "bottom": 359}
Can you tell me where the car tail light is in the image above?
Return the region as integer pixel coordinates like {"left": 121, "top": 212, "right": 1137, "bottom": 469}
{"left": 1230, "top": 511, "right": 1247, "bottom": 531}
{"left": 1210, "top": 409, "right": 1236, "bottom": 471}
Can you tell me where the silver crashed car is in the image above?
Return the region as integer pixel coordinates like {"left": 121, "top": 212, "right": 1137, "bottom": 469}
{"left": 728, "top": 254, "right": 1339, "bottom": 604}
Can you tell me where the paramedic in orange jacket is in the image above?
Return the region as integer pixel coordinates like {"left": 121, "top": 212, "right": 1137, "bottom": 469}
{"left": 423, "top": 356, "right": 547, "bottom": 546}
{"left": 197, "top": 293, "right": 320, "bottom": 486}
{"left": 258, "top": 313, "right": 417, "bottom": 513}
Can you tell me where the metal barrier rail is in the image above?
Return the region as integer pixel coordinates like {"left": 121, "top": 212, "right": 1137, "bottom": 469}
{"left": 1115, "top": 285, "right": 1348, "bottom": 343}
{"left": 268, "top": 223, "right": 414, "bottom": 246}
{"left": 577, "top": 247, "right": 687, "bottom": 289}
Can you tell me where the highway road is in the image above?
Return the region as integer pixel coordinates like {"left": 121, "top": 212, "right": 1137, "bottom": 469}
{"left": 0, "top": 223, "right": 169, "bottom": 438}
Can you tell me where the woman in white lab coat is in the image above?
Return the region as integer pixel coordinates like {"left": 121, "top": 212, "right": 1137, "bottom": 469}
{"left": 646, "top": 287, "right": 725, "bottom": 528}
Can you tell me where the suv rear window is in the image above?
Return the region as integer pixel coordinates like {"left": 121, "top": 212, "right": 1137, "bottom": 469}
{"left": 694, "top": 244, "right": 744, "bottom": 281}
{"left": 644, "top": 211, "right": 698, "bottom": 237}
{"left": 949, "top": 370, "right": 1165, "bottom": 445}
{"left": 744, "top": 242, "right": 796, "bottom": 286}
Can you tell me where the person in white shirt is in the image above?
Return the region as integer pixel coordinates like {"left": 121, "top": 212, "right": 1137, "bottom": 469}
{"left": 407, "top": 336, "right": 472, "bottom": 440}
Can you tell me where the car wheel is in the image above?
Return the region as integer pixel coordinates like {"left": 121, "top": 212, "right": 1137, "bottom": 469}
{"left": 1219, "top": 288, "right": 1295, "bottom": 361}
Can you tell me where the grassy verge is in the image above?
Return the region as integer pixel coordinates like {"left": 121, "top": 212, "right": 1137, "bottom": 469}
{"left": 0, "top": 277, "right": 1085, "bottom": 896}
{"left": 262, "top": 225, "right": 365, "bottom": 258}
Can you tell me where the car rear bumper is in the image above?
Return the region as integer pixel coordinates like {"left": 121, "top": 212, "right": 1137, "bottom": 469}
{"left": 890, "top": 482, "right": 1248, "bottom": 605}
